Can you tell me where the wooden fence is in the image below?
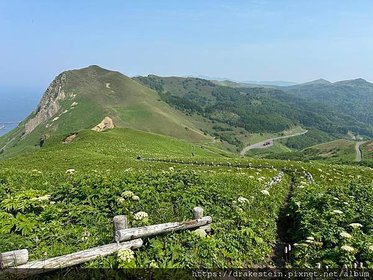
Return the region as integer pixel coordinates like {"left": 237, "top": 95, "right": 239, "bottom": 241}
{"left": 0, "top": 206, "right": 212, "bottom": 278}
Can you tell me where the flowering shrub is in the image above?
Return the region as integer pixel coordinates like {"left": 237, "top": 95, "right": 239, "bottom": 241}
{"left": 289, "top": 177, "right": 373, "bottom": 268}
{"left": 133, "top": 211, "right": 148, "bottom": 221}
{"left": 0, "top": 165, "right": 289, "bottom": 268}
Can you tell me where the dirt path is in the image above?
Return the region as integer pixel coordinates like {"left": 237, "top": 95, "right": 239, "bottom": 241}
{"left": 271, "top": 176, "right": 295, "bottom": 268}
{"left": 355, "top": 141, "right": 366, "bottom": 162}
{"left": 240, "top": 130, "right": 308, "bottom": 156}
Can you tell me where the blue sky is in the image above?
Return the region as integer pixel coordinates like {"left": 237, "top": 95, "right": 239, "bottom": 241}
{"left": 1, "top": 0, "right": 373, "bottom": 91}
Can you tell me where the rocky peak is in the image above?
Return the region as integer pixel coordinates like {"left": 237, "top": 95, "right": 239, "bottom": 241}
{"left": 24, "top": 72, "right": 71, "bottom": 135}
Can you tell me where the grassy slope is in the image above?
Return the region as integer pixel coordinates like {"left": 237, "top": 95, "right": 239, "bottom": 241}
{"left": 0, "top": 128, "right": 231, "bottom": 171}
{"left": 0, "top": 66, "right": 212, "bottom": 158}
{"left": 265, "top": 139, "right": 358, "bottom": 163}
{"left": 245, "top": 142, "right": 293, "bottom": 158}
{"left": 361, "top": 140, "right": 373, "bottom": 164}
{"left": 1, "top": 124, "right": 372, "bottom": 269}
{"left": 302, "top": 139, "right": 357, "bottom": 161}
{"left": 71, "top": 67, "right": 209, "bottom": 142}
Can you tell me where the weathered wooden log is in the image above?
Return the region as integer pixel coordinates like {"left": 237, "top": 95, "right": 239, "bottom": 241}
{"left": 113, "top": 215, "right": 128, "bottom": 232}
{"left": 0, "top": 249, "right": 28, "bottom": 269}
{"left": 3, "top": 239, "right": 142, "bottom": 274}
{"left": 192, "top": 206, "right": 204, "bottom": 219}
{"left": 115, "top": 216, "right": 212, "bottom": 242}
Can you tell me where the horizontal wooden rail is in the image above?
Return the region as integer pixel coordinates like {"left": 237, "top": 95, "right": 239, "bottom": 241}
{"left": 1, "top": 239, "right": 142, "bottom": 278}
{"left": 115, "top": 216, "right": 212, "bottom": 242}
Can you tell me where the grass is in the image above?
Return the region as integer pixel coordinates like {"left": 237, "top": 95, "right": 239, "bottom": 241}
{"left": 245, "top": 142, "right": 292, "bottom": 158}
{"left": 361, "top": 140, "right": 373, "bottom": 165}
{"left": 302, "top": 139, "right": 357, "bottom": 162}
{"left": 0, "top": 128, "right": 230, "bottom": 172}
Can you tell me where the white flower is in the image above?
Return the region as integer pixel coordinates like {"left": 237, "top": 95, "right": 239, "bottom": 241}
{"left": 117, "top": 249, "right": 134, "bottom": 263}
{"left": 169, "top": 167, "right": 174, "bottom": 171}
{"left": 341, "top": 245, "right": 355, "bottom": 252}
{"left": 31, "top": 195, "right": 51, "bottom": 202}
{"left": 340, "top": 231, "right": 352, "bottom": 239}
{"left": 332, "top": 210, "right": 343, "bottom": 215}
{"left": 131, "top": 195, "right": 140, "bottom": 201}
{"left": 38, "top": 195, "right": 51, "bottom": 201}
{"left": 261, "top": 190, "right": 270, "bottom": 196}
{"left": 294, "top": 243, "right": 308, "bottom": 247}
{"left": 81, "top": 230, "right": 91, "bottom": 241}
{"left": 31, "top": 169, "right": 42, "bottom": 174}
{"left": 149, "top": 260, "right": 158, "bottom": 268}
{"left": 133, "top": 211, "right": 148, "bottom": 221}
{"left": 121, "top": 191, "right": 134, "bottom": 198}
{"left": 65, "top": 169, "right": 76, "bottom": 174}
{"left": 349, "top": 223, "right": 363, "bottom": 229}
{"left": 116, "top": 197, "right": 125, "bottom": 204}
{"left": 238, "top": 196, "right": 249, "bottom": 204}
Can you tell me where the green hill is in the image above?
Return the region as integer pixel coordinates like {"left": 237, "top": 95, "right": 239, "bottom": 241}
{"left": 134, "top": 75, "right": 373, "bottom": 150}
{"left": 283, "top": 78, "right": 373, "bottom": 126}
{"left": 0, "top": 66, "right": 211, "bottom": 157}
{"left": 263, "top": 139, "right": 360, "bottom": 164}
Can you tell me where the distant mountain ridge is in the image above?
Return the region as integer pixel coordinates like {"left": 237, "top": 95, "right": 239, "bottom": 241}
{"left": 191, "top": 75, "right": 298, "bottom": 87}
{"left": 135, "top": 74, "right": 372, "bottom": 149}
{"left": 283, "top": 78, "right": 373, "bottom": 125}
{"left": 1, "top": 66, "right": 372, "bottom": 157}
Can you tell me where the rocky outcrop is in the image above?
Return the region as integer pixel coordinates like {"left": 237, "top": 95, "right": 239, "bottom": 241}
{"left": 91, "top": 117, "right": 114, "bottom": 132}
{"left": 63, "top": 133, "right": 78, "bottom": 143}
{"left": 24, "top": 73, "right": 71, "bottom": 135}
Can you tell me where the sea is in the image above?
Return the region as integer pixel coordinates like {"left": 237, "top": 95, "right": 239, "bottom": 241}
{"left": 0, "top": 88, "right": 41, "bottom": 137}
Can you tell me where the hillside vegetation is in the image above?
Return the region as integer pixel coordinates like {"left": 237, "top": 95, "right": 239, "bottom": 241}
{"left": 134, "top": 75, "right": 373, "bottom": 152}
{"left": 0, "top": 125, "right": 372, "bottom": 273}
{"left": 283, "top": 78, "right": 373, "bottom": 127}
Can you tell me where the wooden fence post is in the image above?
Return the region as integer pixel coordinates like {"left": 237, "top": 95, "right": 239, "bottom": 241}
{"left": 192, "top": 206, "right": 204, "bottom": 219}
{"left": 113, "top": 215, "right": 128, "bottom": 232}
{"left": 192, "top": 207, "right": 211, "bottom": 233}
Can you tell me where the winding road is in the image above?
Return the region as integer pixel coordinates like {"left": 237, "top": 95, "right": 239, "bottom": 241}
{"left": 355, "top": 141, "right": 366, "bottom": 162}
{"left": 240, "top": 130, "right": 308, "bottom": 156}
